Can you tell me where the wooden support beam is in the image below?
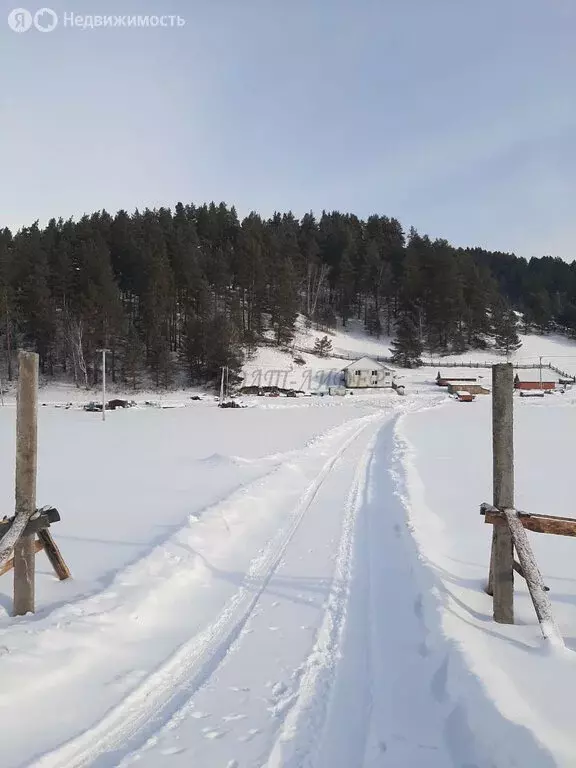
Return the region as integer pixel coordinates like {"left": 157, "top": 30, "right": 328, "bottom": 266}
{"left": 513, "top": 559, "right": 549, "bottom": 591}
{"left": 482, "top": 502, "right": 576, "bottom": 524}
{"left": 503, "top": 508, "right": 564, "bottom": 647}
{"left": 0, "top": 539, "right": 43, "bottom": 578}
{"left": 13, "top": 351, "right": 39, "bottom": 617}
{"left": 489, "top": 363, "right": 515, "bottom": 623}
{"left": 37, "top": 529, "right": 71, "bottom": 581}
{"left": 485, "top": 511, "right": 576, "bottom": 538}
{"left": 0, "top": 507, "right": 60, "bottom": 539}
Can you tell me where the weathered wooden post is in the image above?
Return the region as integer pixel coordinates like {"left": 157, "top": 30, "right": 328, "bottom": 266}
{"left": 488, "top": 363, "right": 515, "bottom": 623}
{"left": 13, "top": 351, "right": 39, "bottom": 616}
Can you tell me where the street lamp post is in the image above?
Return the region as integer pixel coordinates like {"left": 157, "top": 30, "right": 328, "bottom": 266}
{"left": 97, "top": 348, "right": 110, "bottom": 421}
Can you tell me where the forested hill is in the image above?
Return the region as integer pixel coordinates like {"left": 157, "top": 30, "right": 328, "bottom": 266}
{"left": 0, "top": 203, "right": 574, "bottom": 388}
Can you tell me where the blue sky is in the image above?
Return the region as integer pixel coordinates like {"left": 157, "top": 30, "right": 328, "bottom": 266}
{"left": 1, "top": 0, "right": 575, "bottom": 260}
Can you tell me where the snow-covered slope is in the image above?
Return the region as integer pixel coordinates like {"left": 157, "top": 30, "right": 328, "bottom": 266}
{"left": 245, "top": 318, "right": 576, "bottom": 395}
{"left": 423, "top": 331, "right": 576, "bottom": 371}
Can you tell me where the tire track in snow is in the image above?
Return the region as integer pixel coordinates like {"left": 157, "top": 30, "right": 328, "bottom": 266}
{"left": 265, "top": 425, "right": 378, "bottom": 768}
{"left": 270, "top": 414, "right": 455, "bottom": 768}
{"left": 29, "top": 413, "right": 387, "bottom": 768}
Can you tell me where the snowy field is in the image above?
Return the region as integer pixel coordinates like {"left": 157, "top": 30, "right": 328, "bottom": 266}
{"left": 399, "top": 395, "right": 576, "bottom": 767}
{"left": 1, "top": 335, "right": 576, "bottom": 766}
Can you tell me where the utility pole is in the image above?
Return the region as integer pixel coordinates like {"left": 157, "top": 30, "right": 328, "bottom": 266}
{"left": 97, "top": 348, "right": 110, "bottom": 421}
{"left": 539, "top": 356, "right": 543, "bottom": 390}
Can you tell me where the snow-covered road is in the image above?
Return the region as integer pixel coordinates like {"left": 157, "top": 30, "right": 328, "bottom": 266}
{"left": 31, "top": 412, "right": 384, "bottom": 768}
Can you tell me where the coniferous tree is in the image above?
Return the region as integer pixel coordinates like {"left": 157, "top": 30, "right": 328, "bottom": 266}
{"left": 314, "top": 335, "right": 333, "bottom": 357}
{"left": 390, "top": 304, "right": 424, "bottom": 367}
{"left": 0, "top": 229, "right": 15, "bottom": 380}
{"left": 270, "top": 258, "right": 299, "bottom": 346}
{"left": 492, "top": 301, "right": 522, "bottom": 356}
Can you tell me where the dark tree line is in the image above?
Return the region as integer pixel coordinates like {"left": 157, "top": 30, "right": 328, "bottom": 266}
{"left": 0, "top": 202, "right": 571, "bottom": 387}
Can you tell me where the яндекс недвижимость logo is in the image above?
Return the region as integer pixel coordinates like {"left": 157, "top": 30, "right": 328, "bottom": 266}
{"left": 8, "top": 7, "right": 58, "bottom": 32}
{"left": 7, "top": 7, "right": 185, "bottom": 31}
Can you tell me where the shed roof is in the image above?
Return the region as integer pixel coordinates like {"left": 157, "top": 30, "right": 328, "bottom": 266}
{"left": 342, "top": 357, "right": 393, "bottom": 372}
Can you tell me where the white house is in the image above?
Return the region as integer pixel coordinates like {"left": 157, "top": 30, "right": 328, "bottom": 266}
{"left": 342, "top": 357, "right": 395, "bottom": 388}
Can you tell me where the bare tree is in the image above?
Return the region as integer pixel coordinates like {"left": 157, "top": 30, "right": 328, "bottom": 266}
{"left": 307, "top": 263, "right": 328, "bottom": 318}
{"left": 66, "top": 317, "right": 89, "bottom": 389}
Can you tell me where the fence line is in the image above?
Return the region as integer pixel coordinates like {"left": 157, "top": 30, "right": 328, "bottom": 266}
{"left": 284, "top": 339, "right": 576, "bottom": 380}
{"left": 421, "top": 359, "right": 576, "bottom": 379}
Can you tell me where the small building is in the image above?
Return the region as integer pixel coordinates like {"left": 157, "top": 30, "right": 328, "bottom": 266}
{"left": 436, "top": 373, "right": 478, "bottom": 387}
{"left": 519, "top": 390, "right": 545, "bottom": 398}
{"left": 446, "top": 383, "right": 490, "bottom": 395}
{"left": 342, "top": 357, "right": 395, "bottom": 388}
{"left": 455, "top": 390, "right": 475, "bottom": 402}
{"left": 514, "top": 371, "right": 557, "bottom": 391}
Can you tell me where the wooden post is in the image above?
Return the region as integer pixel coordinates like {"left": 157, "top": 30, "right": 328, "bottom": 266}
{"left": 13, "top": 351, "right": 39, "bottom": 616}
{"left": 37, "top": 529, "right": 71, "bottom": 581}
{"left": 503, "top": 509, "right": 563, "bottom": 647}
{"left": 488, "top": 363, "right": 515, "bottom": 623}
{"left": 0, "top": 539, "right": 43, "bottom": 578}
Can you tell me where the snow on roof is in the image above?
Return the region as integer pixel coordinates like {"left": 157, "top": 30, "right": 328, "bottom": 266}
{"left": 342, "top": 357, "right": 393, "bottom": 372}
{"left": 446, "top": 380, "right": 478, "bottom": 386}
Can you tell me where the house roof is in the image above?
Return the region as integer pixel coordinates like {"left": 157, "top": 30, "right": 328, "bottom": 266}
{"left": 342, "top": 357, "right": 393, "bottom": 372}
{"left": 514, "top": 369, "right": 559, "bottom": 383}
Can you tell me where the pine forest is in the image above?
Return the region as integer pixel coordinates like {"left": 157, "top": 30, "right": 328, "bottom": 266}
{"left": 1, "top": 203, "right": 574, "bottom": 388}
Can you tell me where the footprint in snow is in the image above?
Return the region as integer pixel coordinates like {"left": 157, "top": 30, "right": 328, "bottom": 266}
{"left": 160, "top": 746, "right": 185, "bottom": 756}
{"left": 413, "top": 595, "right": 424, "bottom": 619}
{"left": 239, "top": 729, "right": 261, "bottom": 742}
{"left": 222, "top": 714, "right": 247, "bottom": 722}
{"left": 431, "top": 656, "right": 449, "bottom": 703}
{"left": 190, "top": 711, "right": 209, "bottom": 720}
{"left": 271, "top": 681, "right": 288, "bottom": 697}
{"left": 202, "top": 729, "right": 226, "bottom": 740}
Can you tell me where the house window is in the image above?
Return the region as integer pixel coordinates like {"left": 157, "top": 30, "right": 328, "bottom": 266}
{"left": 355, "top": 370, "right": 361, "bottom": 376}
{"left": 371, "top": 370, "right": 378, "bottom": 376}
